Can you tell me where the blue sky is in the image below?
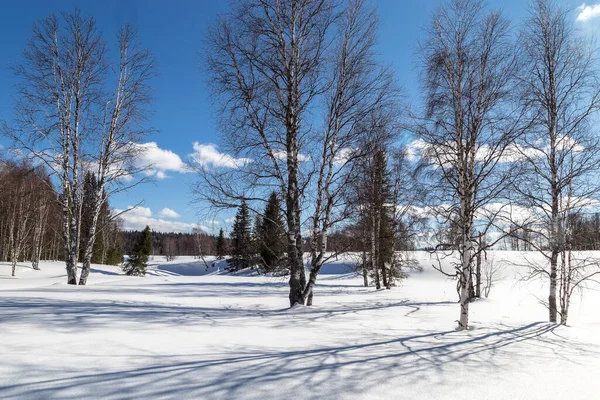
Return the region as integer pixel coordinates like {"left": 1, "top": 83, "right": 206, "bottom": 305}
{"left": 0, "top": 0, "right": 595, "bottom": 233}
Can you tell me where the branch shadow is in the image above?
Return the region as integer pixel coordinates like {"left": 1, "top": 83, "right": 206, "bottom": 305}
{"left": 2, "top": 321, "right": 593, "bottom": 400}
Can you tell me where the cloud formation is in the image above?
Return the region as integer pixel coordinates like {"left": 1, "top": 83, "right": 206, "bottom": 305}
{"left": 115, "top": 206, "right": 201, "bottom": 233}
{"left": 190, "top": 142, "right": 251, "bottom": 169}
{"left": 134, "top": 142, "right": 188, "bottom": 179}
{"left": 272, "top": 149, "right": 310, "bottom": 162}
{"left": 577, "top": 3, "right": 600, "bottom": 21}
{"left": 158, "top": 208, "right": 181, "bottom": 219}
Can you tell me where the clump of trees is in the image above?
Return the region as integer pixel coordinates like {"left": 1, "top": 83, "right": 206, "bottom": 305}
{"left": 227, "top": 201, "right": 253, "bottom": 271}
{"left": 225, "top": 193, "right": 287, "bottom": 274}
{"left": 0, "top": 160, "right": 61, "bottom": 275}
{"left": 79, "top": 172, "right": 124, "bottom": 266}
{"left": 348, "top": 137, "right": 421, "bottom": 289}
{"left": 0, "top": 159, "right": 124, "bottom": 276}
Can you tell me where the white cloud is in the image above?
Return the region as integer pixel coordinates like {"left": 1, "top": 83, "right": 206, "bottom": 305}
{"left": 115, "top": 206, "right": 201, "bottom": 233}
{"left": 333, "top": 147, "right": 354, "bottom": 166}
{"left": 224, "top": 217, "right": 236, "bottom": 224}
{"left": 127, "top": 206, "right": 152, "bottom": 218}
{"left": 134, "top": 142, "right": 189, "bottom": 179}
{"left": 190, "top": 143, "right": 251, "bottom": 169}
{"left": 406, "top": 139, "right": 429, "bottom": 162}
{"left": 158, "top": 208, "right": 181, "bottom": 219}
{"left": 272, "top": 149, "right": 310, "bottom": 162}
{"left": 577, "top": 3, "right": 600, "bottom": 22}
{"left": 407, "top": 135, "right": 582, "bottom": 165}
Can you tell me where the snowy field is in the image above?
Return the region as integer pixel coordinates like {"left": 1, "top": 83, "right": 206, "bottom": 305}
{"left": 1, "top": 252, "right": 600, "bottom": 399}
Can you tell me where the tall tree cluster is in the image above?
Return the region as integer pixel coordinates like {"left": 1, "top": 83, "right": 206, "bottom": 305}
{"left": 79, "top": 172, "right": 124, "bottom": 266}
{"left": 0, "top": 161, "right": 61, "bottom": 275}
{"left": 0, "top": 159, "right": 124, "bottom": 275}
{"left": 349, "top": 138, "right": 420, "bottom": 289}
{"left": 225, "top": 194, "right": 288, "bottom": 273}
{"left": 257, "top": 192, "right": 287, "bottom": 273}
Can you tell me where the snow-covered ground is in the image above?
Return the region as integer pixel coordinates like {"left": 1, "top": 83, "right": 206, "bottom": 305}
{"left": 1, "top": 252, "right": 599, "bottom": 399}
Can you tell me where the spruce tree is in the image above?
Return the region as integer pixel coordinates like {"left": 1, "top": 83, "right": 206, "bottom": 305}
{"left": 228, "top": 202, "right": 252, "bottom": 270}
{"left": 258, "top": 192, "right": 286, "bottom": 273}
{"left": 215, "top": 228, "right": 227, "bottom": 259}
{"left": 123, "top": 225, "right": 152, "bottom": 276}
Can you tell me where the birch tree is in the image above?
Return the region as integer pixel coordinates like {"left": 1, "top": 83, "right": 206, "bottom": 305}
{"left": 4, "top": 10, "right": 154, "bottom": 285}
{"left": 301, "top": 0, "right": 398, "bottom": 305}
{"left": 78, "top": 24, "right": 155, "bottom": 285}
{"left": 6, "top": 10, "right": 106, "bottom": 284}
{"left": 199, "top": 0, "right": 396, "bottom": 306}
{"left": 199, "top": 0, "right": 337, "bottom": 305}
{"left": 514, "top": 0, "right": 600, "bottom": 324}
{"left": 418, "top": 0, "right": 521, "bottom": 330}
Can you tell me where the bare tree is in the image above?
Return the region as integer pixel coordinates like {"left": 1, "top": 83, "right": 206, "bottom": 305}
{"left": 4, "top": 10, "right": 154, "bottom": 285}
{"left": 513, "top": 0, "right": 600, "bottom": 324}
{"left": 417, "top": 0, "right": 521, "bottom": 330}
{"left": 163, "top": 237, "right": 178, "bottom": 262}
{"left": 199, "top": 0, "right": 395, "bottom": 306}
{"left": 481, "top": 253, "right": 502, "bottom": 298}
{"left": 78, "top": 24, "right": 155, "bottom": 285}
{"left": 199, "top": 0, "right": 337, "bottom": 306}
{"left": 302, "top": 0, "right": 398, "bottom": 305}
{"left": 5, "top": 10, "right": 106, "bottom": 284}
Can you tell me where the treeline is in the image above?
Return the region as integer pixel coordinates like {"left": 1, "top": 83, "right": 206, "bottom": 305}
{"left": 121, "top": 229, "right": 219, "bottom": 259}
{"left": 506, "top": 213, "right": 600, "bottom": 252}
{"left": 0, "top": 159, "right": 124, "bottom": 276}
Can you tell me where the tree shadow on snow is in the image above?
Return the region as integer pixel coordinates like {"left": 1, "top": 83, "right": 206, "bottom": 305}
{"left": 1, "top": 321, "right": 595, "bottom": 399}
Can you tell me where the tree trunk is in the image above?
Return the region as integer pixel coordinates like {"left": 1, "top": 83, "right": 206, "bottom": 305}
{"left": 549, "top": 243, "right": 558, "bottom": 323}
{"left": 63, "top": 188, "right": 78, "bottom": 285}
{"left": 458, "top": 241, "right": 472, "bottom": 330}
{"left": 475, "top": 250, "right": 482, "bottom": 298}
{"left": 362, "top": 247, "right": 368, "bottom": 287}
{"left": 79, "top": 189, "right": 102, "bottom": 285}
{"left": 371, "top": 209, "right": 380, "bottom": 289}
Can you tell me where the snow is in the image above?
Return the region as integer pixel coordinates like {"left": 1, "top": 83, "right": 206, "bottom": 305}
{"left": 1, "top": 252, "right": 600, "bottom": 399}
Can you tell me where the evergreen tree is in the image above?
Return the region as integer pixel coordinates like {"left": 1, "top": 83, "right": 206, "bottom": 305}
{"left": 353, "top": 146, "right": 403, "bottom": 289}
{"left": 258, "top": 192, "right": 286, "bottom": 273}
{"left": 215, "top": 228, "right": 227, "bottom": 259}
{"left": 227, "top": 202, "right": 252, "bottom": 270}
{"left": 123, "top": 225, "right": 152, "bottom": 276}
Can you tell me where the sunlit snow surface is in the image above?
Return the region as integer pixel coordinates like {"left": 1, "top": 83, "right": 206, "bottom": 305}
{"left": 1, "top": 252, "right": 599, "bottom": 399}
